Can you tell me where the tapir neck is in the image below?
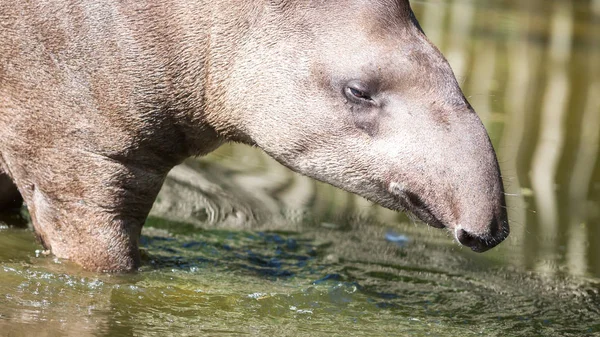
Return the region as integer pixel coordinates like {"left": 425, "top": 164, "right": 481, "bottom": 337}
{"left": 123, "top": 0, "right": 258, "bottom": 150}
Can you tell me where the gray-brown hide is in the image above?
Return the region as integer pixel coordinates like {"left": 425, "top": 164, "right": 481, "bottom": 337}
{"left": 0, "top": 0, "right": 509, "bottom": 271}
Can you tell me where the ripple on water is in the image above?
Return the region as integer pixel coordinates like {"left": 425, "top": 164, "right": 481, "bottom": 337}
{"left": 1, "top": 225, "right": 599, "bottom": 336}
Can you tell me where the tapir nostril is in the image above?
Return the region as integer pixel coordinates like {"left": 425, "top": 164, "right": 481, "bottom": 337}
{"left": 455, "top": 211, "right": 510, "bottom": 253}
{"left": 455, "top": 220, "right": 509, "bottom": 252}
{"left": 455, "top": 228, "right": 492, "bottom": 253}
{"left": 456, "top": 229, "right": 481, "bottom": 251}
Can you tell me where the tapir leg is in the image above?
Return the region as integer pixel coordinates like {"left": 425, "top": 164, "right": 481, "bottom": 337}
{"left": 5, "top": 150, "right": 168, "bottom": 272}
{"left": 0, "top": 173, "right": 23, "bottom": 211}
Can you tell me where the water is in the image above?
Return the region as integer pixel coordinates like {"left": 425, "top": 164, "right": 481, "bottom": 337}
{"left": 1, "top": 0, "right": 599, "bottom": 336}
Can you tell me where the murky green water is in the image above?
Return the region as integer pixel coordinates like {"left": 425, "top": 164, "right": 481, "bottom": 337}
{"left": 1, "top": 0, "right": 600, "bottom": 336}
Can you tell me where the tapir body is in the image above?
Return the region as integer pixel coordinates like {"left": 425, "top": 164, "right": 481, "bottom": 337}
{"left": 0, "top": 0, "right": 508, "bottom": 271}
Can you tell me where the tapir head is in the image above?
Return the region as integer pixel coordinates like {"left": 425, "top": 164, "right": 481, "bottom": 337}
{"left": 212, "top": 0, "right": 509, "bottom": 251}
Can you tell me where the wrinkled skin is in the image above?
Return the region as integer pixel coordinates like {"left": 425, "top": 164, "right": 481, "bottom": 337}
{"left": 0, "top": 0, "right": 509, "bottom": 271}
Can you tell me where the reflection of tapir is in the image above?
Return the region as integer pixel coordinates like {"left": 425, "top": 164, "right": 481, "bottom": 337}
{"left": 0, "top": 0, "right": 509, "bottom": 271}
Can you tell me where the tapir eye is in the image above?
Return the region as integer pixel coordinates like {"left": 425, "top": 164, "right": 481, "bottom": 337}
{"left": 348, "top": 87, "right": 370, "bottom": 100}
{"left": 344, "top": 81, "right": 374, "bottom": 104}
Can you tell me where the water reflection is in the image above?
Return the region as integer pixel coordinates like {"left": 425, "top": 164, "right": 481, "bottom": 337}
{"left": 417, "top": 0, "right": 600, "bottom": 278}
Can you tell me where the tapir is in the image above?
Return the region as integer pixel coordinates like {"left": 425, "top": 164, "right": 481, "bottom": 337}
{"left": 0, "top": 0, "right": 509, "bottom": 271}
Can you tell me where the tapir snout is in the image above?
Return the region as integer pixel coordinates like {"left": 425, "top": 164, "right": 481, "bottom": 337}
{"left": 384, "top": 108, "right": 510, "bottom": 252}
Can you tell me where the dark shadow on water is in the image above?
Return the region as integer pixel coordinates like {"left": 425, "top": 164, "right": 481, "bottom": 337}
{"left": 0, "top": 207, "right": 30, "bottom": 229}
{"left": 140, "top": 227, "right": 325, "bottom": 281}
